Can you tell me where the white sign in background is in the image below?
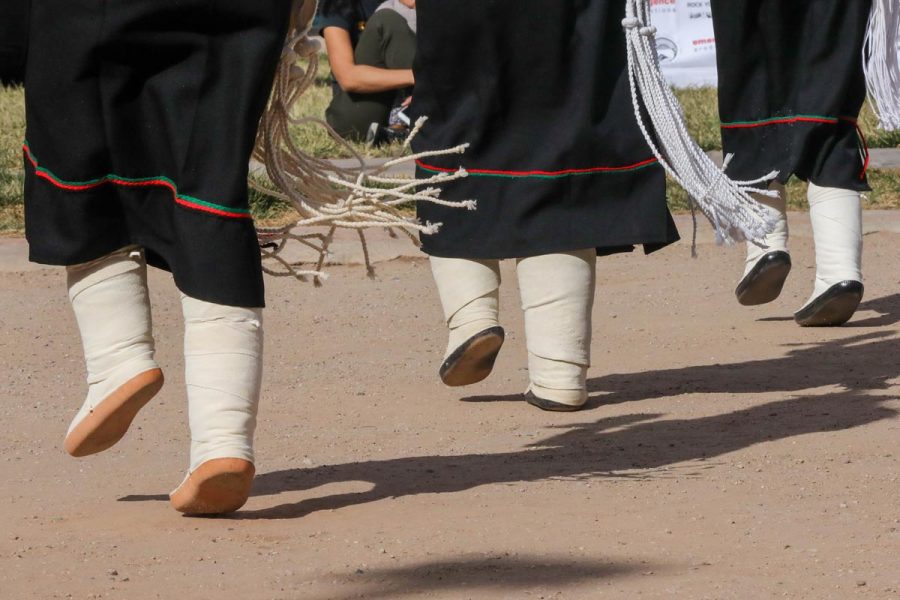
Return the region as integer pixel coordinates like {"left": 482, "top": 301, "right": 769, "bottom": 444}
{"left": 651, "top": 0, "right": 719, "bottom": 88}
{"left": 651, "top": 3, "right": 900, "bottom": 89}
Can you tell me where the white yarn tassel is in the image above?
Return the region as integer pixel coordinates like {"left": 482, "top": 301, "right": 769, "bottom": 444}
{"left": 863, "top": 0, "right": 900, "bottom": 131}
{"left": 621, "top": 0, "right": 779, "bottom": 247}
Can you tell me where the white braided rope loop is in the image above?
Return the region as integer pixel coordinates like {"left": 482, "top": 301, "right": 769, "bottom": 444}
{"left": 253, "top": 0, "right": 471, "bottom": 284}
{"left": 864, "top": 0, "right": 900, "bottom": 131}
{"left": 621, "top": 0, "right": 779, "bottom": 247}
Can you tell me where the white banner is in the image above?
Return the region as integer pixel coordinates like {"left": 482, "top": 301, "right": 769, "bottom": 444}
{"left": 650, "top": 0, "right": 719, "bottom": 88}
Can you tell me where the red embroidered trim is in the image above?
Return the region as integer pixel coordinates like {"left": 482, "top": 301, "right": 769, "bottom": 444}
{"left": 720, "top": 115, "right": 870, "bottom": 181}
{"left": 415, "top": 157, "right": 659, "bottom": 179}
{"left": 721, "top": 116, "right": 841, "bottom": 129}
{"left": 23, "top": 142, "right": 253, "bottom": 220}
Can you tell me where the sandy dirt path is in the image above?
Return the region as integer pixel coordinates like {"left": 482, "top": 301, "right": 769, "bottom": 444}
{"left": 1, "top": 221, "right": 898, "bottom": 599}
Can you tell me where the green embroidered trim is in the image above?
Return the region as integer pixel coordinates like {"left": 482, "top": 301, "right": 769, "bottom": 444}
{"left": 415, "top": 157, "right": 660, "bottom": 179}
{"left": 720, "top": 114, "right": 847, "bottom": 129}
{"left": 23, "top": 141, "right": 252, "bottom": 219}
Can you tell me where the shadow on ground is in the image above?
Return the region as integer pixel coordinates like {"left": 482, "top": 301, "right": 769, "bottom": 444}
{"left": 225, "top": 329, "right": 897, "bottom": 520}
{"left": 122, "top": 328, "right": 899, "bottom": 519}
{"left": 757, "top": 292, "right": 900, "bottom": 327}
{"left": 119, "top": 311, "right": 899, "bottom": 594}
{"left": 304, "top": 556, "right": 650, "bottom": 600}
{"left": 463, "top": 293, "right": 900, "bottom": 408}
{"left": 848, "top": 292, "right": 900, "bottom": 328}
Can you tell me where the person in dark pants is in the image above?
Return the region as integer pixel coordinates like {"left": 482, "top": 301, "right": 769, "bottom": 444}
{"left": 318, "top": 0, "right": 417, "bottom": 141}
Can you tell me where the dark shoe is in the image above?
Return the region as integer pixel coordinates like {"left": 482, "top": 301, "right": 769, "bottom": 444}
{"left": 735, "top": 251, "right": 792, "bottom": 306}
{"left": 439, "top": 326, "right": 505, "bottom": 387}
{"left": 524, "top": 390, "right": 584, "bottom": 413}
{"left": 794, "top": 281, "right": 864, "bottom": 327}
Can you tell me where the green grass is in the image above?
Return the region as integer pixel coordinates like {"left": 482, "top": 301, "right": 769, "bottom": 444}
{"left": 666, "top": 168, "right": 900, "bottom": 212}
{"left": 668, "top": 86, "right": 900, "bottom": 210}
{"left": 0, "top": 85, "right": 26, "bottom": 232}
{"left": 2, "top": 70, "right": 899, "bottom": 232}
{"left": 674, "top": 87, "right": 900, "bottom": 151}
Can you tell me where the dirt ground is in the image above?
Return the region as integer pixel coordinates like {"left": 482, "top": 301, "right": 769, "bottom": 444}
{"left": 0, "top": 220, "right": 898, "bottom": 600}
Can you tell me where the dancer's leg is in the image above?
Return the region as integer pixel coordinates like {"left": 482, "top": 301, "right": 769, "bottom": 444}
{"left": 516, "top": 249, "right": 596, "bottom": 412}
{"left": 64, "top": 247, "right": 163, "bottom": 457}
{"left": 736, "top": 182, "right": 791, "bottom": 305}
{"left": 169, "top": 294, "right": 263, "bottom": 515}
{"left": 429, "top": 256, "right": 504, "bottom": 386}
{"left": 794, "top": 183, "right": 864, "bottom": 326}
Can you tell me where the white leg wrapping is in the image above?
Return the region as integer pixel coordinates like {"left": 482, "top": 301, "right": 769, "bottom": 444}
{"left": 516, "top": 249, "right": 596, "bottom": 406}
{"left": 182, "top": 295, "right": 263, "bottom": 472}
{"left": 744, "top": 182, "right": 789, "bottom": 277}
{"left": 804, "top": 183, "right": 863, "bottom": 305}
{"left": 429, "top": 257, "right": 501, "bottom": 359}
{"left": 66, "top": 247, "right": 159, "bottom": 436}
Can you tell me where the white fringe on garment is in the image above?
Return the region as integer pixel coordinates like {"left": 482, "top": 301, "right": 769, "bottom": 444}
{"left": 253, "top": 0, "right": 471, "bottom": 285}
{"left": 621, "top": 0, "right": 779, "bottom": 250}
{"left": 863, "top": 0, "right": 900, "bottom": 131}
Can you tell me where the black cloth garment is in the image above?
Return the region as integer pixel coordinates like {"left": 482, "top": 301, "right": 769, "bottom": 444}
{"left": 24, "top": 0, "right": 292, "bottom": 308}
{"left": 410, "top": 0, "right": 678, "bottom": 260}
{"left": 0, "top": 0, "right": 29, "bottom": 84}
{"left": 711, "top": 0, "right": 872, "bottom": 191}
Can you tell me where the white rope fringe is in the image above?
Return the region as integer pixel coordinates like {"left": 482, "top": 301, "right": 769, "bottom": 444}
{"left": 864, "top": 0, "right": 900, "bottom": 131}
{"left": 622, "top": 0, "right": 779, "bottom": 249}
{"left": 253, "top": 0, "right": 471, "bottom": 285}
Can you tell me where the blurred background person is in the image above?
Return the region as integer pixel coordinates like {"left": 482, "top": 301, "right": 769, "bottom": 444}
{"left": 317, "top": 0, "right": 416, "bottom": 143}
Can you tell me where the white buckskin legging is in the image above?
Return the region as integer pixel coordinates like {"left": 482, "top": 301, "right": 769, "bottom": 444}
{"left": 430, "top": 249, "right": 596, "bottom": 407}
{"left": 744, "top": 182, "right": 863, "bottom": 308}
{"left": 66, "top": 246, "right": 262, "bottom": 472}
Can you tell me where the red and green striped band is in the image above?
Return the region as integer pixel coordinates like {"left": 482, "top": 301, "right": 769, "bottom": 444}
{"left": 22, "top": 141, "right": 252, "bottom": 220}
{"left": 416, "top": 157, "right": 659, "bottom": 179}
{"left": 720, "top": 115, "right": 869, "bottom": 180}
{"left": 720, "top": 114, "right": 853, "bottom": 129}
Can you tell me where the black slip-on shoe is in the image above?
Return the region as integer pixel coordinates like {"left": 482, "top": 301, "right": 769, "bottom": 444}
{"left": 524, "top": 390, "right": 585, "bottom": 413}
{"left": 794, "top": 281, "right": 864, "bottom": 327}
{"left": 439, "top": 326, "right": 505, "bottom": 387}
{"left": 735, "top": 251, "right": 792, "bottom": 306}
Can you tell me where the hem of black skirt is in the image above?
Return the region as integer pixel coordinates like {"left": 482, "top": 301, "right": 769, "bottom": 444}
{"left": 419, "top": 236, "right": 680, "bottom": 260}
{"left": 775, "top": 171, "right": 872, "bottom": 193}
{"left": 27, "top": 242, "right": 265, "bottom": 309}
{"left": 720, "top": 123, "right": 871, "bottom": 192}
{"left": 28, "top": 240, "right": 135, "bottom": 269}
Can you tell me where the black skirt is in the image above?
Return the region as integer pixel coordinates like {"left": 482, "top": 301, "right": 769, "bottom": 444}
{"left": 410, "top": 0, "right": 679, "bottom": 260}
{"left": 0, "top": 0, "right": 29, "bottom": 84}
{"left": 711, "top": 0, "right": 872, "bottom": 191}
{"left": 24, "top": 0, "right": 291, "bottom": 308}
